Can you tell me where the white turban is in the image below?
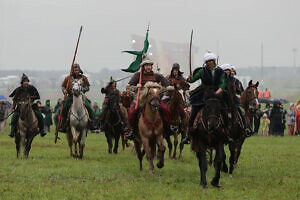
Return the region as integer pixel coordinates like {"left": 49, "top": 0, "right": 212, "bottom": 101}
{"left": 203, "top": 51, "right": 217, "bottom": 62}
{"left": 220, "top": 63, "right": 231, "bottom": 71}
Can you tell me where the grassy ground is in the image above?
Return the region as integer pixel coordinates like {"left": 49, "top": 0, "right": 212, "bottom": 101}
{"left": 0, "top": 127, "right": 299, "bottom": 200}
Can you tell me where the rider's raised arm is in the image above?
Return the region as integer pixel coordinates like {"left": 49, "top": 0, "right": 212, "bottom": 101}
{"left": 188, "top": 68, "right": 203, "bottom": 83}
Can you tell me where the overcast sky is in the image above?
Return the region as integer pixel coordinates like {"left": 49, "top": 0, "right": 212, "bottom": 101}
{"left": 1, "top": 0, "right": 299, "bottom": 72}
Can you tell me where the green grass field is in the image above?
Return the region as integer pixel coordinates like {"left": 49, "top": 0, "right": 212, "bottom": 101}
{"left": 0, "top": 127, "right": 299, "bottom": 200}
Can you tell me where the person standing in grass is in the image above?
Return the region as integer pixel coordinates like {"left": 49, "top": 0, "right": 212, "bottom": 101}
{"left": 261, "top": 113, "right": 270, "bottom": 136}
{"left": 287, "top": 103, "right": 296, "bottom": 136}
{"left": 295, "top": 105, "right": 300, "bottom": 136}
{"left": 43, "top": 100, "right": 53, "bottom": 133}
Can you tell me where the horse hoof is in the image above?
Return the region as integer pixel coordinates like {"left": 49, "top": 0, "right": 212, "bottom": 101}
{"left": 157, "top": 162, "right": 164, "bottom": 169}
{"left": 108, "top": 150, "right": 112, "bottom": 154}
{"left": 113, "top": 149, "right": 118, "bottom": 154}
{"left": 200, "top": 183, "right": 207, "bottom": 189}
{"left": 23, "top": 155, "right": 28, "bottom": 159}
{"left": 210, "top": 179, "right": 220, "bottom": 188}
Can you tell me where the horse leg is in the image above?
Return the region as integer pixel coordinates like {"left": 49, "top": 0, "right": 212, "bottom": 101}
{"left": 67, "top": 130, "right": 74, "bottom": 157}
{"left": 79, "top": 129, "right": 87, "bottom": 159}
{"left": 156, "top": 134, "right": 166, "bottom": 169}
{"left": 141, "top": 136, "right": 154, "bottom": 174}
{"left": 211, "top": 142, "right": 224, "bottom": 187}
{"left": 105, "top": 131, "right": 113, "bottom": 154}
{"left": 179, "top": 133, "right": 184, "bottom": 160}
{"left": 208, "top": 148, "right": 213, "bottom": 166}
{"left": 134, "top": 140, "right": 143, "bottom": 171}
{"left": 221, "top": 148, "right": 228, "bottom": 173}
{"left": 234, "top": 141, "right": 244, "bottom": 169}
{"left": 165, "top": 136, "right": 172, "bottom": 159}
{"left": 172, "top": 133, "right": 178, "bottom": 159}
{"left": 228, "top": 143, "right": 236, "bottom": 176}
{"left": 121, "top": 132, "right": 125, "bottom": 150}
{"left": 113, "top": 131, "right": 120, "bottom": 154}
{"left": 15, "top": 133, "right": 21, "bottom": 158}
{"left": 196, "top": 144, "right": 208, "bottom": 189}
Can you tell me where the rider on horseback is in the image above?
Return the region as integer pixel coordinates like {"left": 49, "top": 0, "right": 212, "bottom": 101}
{"left": 165, "top": 63, "right": 190, "bottom": 133}
{"left": 59, "top": 63, "right": 95, "bottom": 132}
{"left": 99, "top": 77, "right": 127, "bottom": 131}
{"left": 9, "top": 73, "right": 46, "bottom": 138}
{"left": 224, "top": 65, "right": 253, "bottom": 136}
{"left": 125, "top": 57, "right": 169, "bottom": 140}
{"left": 181, "top": 51, "right": 227, "bottom": 144}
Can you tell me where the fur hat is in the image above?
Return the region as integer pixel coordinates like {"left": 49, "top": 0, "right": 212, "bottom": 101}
{"left": 140, "top": 57, "right": 154, "bottom": 68}
{"left": 171, "top": 63, "right": 184, "bottom": 76}
{"left": 203, "top": 51, "right": 217, "bottom": 62}
{"left": 73, "top": 63, "right": 83, "bottom": 74}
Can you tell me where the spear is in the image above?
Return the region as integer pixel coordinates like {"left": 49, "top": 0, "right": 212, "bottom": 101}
{"left": 55, "top": 26, "right": 83, "bottom": 144}
{"left": 189, "top": 30, "right": 193, "bottom": 76}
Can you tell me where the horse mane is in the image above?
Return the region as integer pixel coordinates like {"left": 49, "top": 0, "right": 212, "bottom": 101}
{"left": 139, "top": 82, "right": 162, "bottom": 107}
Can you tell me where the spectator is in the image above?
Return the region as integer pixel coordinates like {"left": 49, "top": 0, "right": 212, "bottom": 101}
{"left": 93, "top": 102, "right": 101, "bottom": 131}
{"left": 261, "top": 113, "right": 270, "bottom": 136}
{"left": 295, "top": 105, "right": 300, "bottom": 136}
{"left": 54, "top": 98, "right": 63, "bottom": 127}
{"left": 287, "top": 103, "right": 296, "bottom": 136}
{"left": 269, "top": 101, "right": 285, "bottom": 136}
{"left": 253, "top": 105, "right": 263, "bottom": 134}
{"left": 42, "top": 99, "right": 53, "bottom": 133}
{"left": 263, "top": 88, "right": 271, "bottom": 99}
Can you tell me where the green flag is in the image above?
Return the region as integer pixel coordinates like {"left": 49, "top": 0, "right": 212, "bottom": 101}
{"left": 122, "top": 31, "right": 149, "bottom": 73}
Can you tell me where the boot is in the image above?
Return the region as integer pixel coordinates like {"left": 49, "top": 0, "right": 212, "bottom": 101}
{"left": 58, "top": 117, "right": 67, "bottom": 133}
{"left": 40, "top": 128, "right": 46, "bottom": 137}
{"left": 181, "top": 127, "right": 192, "bottom": 145}
{"left": 9, "top": 126, "right": 17, "bottom": 138}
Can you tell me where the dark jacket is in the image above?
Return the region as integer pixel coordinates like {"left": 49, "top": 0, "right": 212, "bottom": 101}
{"left": 9, "top": 85, "right": 40, "bottom": 108}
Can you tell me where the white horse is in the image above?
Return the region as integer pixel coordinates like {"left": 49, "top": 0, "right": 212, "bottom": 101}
{"left": 67, "top": 79, "right": 89, "bottom": 159}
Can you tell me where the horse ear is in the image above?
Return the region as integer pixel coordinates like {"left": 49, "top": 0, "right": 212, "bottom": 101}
{"left": 248, "top": 80, "right": 253, "bottom": 86}
{"left": 255, "top": 81, "right": 259, "bottom": 87}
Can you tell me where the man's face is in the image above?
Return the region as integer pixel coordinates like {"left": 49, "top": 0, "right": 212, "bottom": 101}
{"left": 144, "top": 64, "right": 152, "bottom": 73}
{"left": 231, "top": 70, "right": 236, "bottom": 76}
{"left": 126, "top": 85, "right": 130, "bottom": 92}
{"left": 22, "top": 81, "right": 29, "bottom": 87}
{"left": 172, "top": 69, "right": 179, "bottom": 77}
{"left": 206, "top": 60, "right": 216, "bottom": 69}
{"left": 111, "top": 82, "right": 116, "bottom": 88}
{"left": 74, "top": 69, "right": 80, "bottom": 76}
{"left": 224, "top": 69, "right": 231, "bottom": 76}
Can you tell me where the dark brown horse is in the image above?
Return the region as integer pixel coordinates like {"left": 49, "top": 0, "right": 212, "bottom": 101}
{"left": 164, "top": 86, "right": 188, "bottom": 159}
{"left": 15, "top": 95, "right": 39, "bottom": 159}
{"left": 191, "top": 91, "right": 227, "bottom": 188}
{"left": 228, "top": 80, "right": 259, "bottom": 176}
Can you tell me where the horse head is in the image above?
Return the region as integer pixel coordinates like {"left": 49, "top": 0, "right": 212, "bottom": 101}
{"left": 203, "top": 90, "right": 222, "bottom": 132}
{"left": 108, "top": 93, "right": 120, "bottom": 111}
{"left": 18, "top": 95, "right": 32, "bottom": 121}
{"left": 242, "top": 80, "right": 259, "bottom": 110}
{"left": 141, "top": 82, "right": 162, "bottom": 112}
{"left": 72, "top": 79, "right": 82, "bottom": 97}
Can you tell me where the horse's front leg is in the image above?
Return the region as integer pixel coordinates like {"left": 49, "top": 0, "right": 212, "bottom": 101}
{"left": 79, "top": 129, "right": 87, "bottom": 159}
{"left": 71, "top": 126, "right": 78, "bottom": 143}
{"left": 15, "top": 133, "right": 21, "bottom": 158}
{"left": 134, "top": 139, "right": 144, "bottom": 171}
{"left": 24, "top": 135, "right": 34, "bottom": 159}
{"left": 66, "top": 130, "right": 74, "bottom": 157}
{"left": 141, "top": 135, "right": 154, "bottom": 174}
{"left": 105, "top": 131, "right": 112, "bottom": 154}
{"left": 211, "top": 142, "right": 225, "bottom": 187}
{"left": 156, "top": 134, "right": 166, "bottom": 169}
{"left": 172, "top": 133, "right": 178, "bottom": 159}
{"left": 165, "top": 136, "right": 172, "bottom": 159}
{"left": 113, "top": 129, "right": 120, "bottom": 154}
{"left": 197, "top": 143, "right": 208, "bottom": 189}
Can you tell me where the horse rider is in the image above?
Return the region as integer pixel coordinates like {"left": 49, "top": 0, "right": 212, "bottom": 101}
{"left": 125, "top": 57, "right": 170, "bottom": 140}
{"left": 59, "top": 63, "right": 95, "bottom": 132}
{"left": 164, "top": 63, "right": 190, "bottom": 133}
{"left": 121, "top": 84, "right": 135, "bottom": 112}
{"left": 181, "top": 51, "right": 227, "bottom": 144}
{"left": 9, "top": 73, "right": 46, "bottom": 138}
{"left": 230, "top": 65, "right": 253, "bottom": 136}
{"left": 99, "top": 77, "right": 126, "bottom": 131}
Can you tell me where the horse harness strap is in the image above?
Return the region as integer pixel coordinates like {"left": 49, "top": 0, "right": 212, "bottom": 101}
{"left": 142, "top": 109, "right": 162, "bottom": 135}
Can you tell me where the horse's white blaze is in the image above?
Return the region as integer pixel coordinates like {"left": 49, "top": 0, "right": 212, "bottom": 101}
{"left": 153, "top": 88, "right": 158, "bottom": 94}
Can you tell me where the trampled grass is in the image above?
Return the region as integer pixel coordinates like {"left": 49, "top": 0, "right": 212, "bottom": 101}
{"left": 0, "top": 128, "right": 299, "bottom": 200}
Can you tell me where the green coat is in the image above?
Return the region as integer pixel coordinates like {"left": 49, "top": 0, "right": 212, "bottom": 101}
{"left": 43, "top": 104, "right": 53, "bottom": 126}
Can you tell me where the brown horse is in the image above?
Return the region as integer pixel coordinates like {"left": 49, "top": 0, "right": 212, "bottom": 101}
{"left": 134, "top": 82, "right": 166, "bottom": 173}
{"left": 164, "top": 86, "right": 188, "bottom": 159}
{"left": 228, "top": 80, "right": 259, "bottom": 176}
